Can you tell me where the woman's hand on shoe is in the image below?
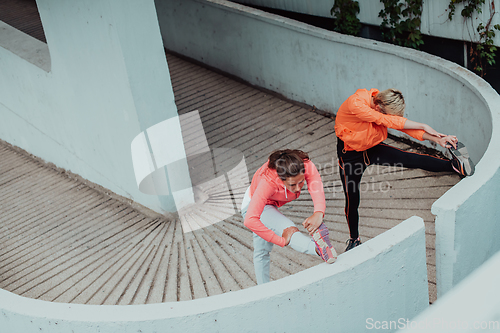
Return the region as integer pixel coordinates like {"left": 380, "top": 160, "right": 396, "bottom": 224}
{"left": 422, "top": 132, "right": 458, "bottom": 149}
{"left": 282, "top": 226, "right": 300, "bottom": 246}
{"left": 436, "top": 135, "right": 458, "bottom": 149}
{"left": 302, "top": 211, "right": 323, "bottom": 235}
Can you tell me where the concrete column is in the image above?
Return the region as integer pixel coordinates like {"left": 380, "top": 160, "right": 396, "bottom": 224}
{"left": 27, "top": 0, "right": 193, "bottom": 212}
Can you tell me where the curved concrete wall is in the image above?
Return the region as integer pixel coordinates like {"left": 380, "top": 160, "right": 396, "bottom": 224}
{"left": 432, "top": 146, "right": 500, "bottom": 296}
{"left": 229, "top": 0, "right": 500, "bottom": 45}
{"left": 0, "top": 217, "right": 428, "bottom": 333}
{"left": 397, "top": 250, "right": 500, "bottom": 333}
{"left": 156, "top": 0, "right": 500, "bottom": 297}
{"left": 0, "top": 0, "right": 189, "bottom": 214}
{"left": 156, "top": 0, "right": 491, "bottom": 162}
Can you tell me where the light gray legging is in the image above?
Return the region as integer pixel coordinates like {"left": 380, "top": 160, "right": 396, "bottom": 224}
{"left": 240, "top": 187, "right": 317, "bottom": 284}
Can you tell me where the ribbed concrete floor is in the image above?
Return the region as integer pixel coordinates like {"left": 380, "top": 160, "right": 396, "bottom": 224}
{"left": 0, "top": 0, "right": 460, "bottom": 304}
{"left": 0, "top": 0, "right": 46, "bottom": 43}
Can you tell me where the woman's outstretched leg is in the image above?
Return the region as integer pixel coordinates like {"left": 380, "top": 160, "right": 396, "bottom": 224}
{"left": 367, "top": 143, "right": 454, "bottom": 172}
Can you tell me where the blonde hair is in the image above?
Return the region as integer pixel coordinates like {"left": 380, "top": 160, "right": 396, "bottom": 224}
{"left": 373, "top": 89, "right": 405, "bottom": 116}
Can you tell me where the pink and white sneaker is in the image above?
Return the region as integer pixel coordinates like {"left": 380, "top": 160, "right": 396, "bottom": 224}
{"left": 312, "top": 223, "right": 337, "bottom": 264}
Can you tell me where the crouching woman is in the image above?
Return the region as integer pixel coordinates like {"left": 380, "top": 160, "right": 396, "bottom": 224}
{"left": 241, "top": 149, "right": 336, "bottom": 284}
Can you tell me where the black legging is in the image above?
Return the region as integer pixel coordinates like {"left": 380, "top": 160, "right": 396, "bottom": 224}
{"left": 337, "top": 138, "right": 454, "bottom": 240}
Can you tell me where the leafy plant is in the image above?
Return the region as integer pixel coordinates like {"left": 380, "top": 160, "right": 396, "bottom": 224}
{"left": 448, "top": 0, "right": 485, "bottom": 20}
{"left": 474, "top": 22, "right": 500, "bottom": 74}
{"left": 448, "top": 0, "right": 500, "bottom": 76}
{"left": 330, "top": 0, "right": 362, "bottom": 36}
{"left": 378, "top": 0, "right": 424, "bottom": 49}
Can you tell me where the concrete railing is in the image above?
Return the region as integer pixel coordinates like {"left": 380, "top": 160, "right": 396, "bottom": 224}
{"left": 0, "top": 217, "right": 428, "bottom": 333}
{"left": 156, "top": 0, "right": 500, "bottom": 297}
{"left": 0, "top": 21, "right": 50, "bottom": 72}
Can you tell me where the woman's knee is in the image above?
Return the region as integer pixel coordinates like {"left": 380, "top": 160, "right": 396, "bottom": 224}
{"left": 289, "top": 232, "right": 316, "bottom": 255}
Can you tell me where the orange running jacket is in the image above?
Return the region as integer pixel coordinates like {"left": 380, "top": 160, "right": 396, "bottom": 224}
{"left": 334, "top": 89, "right": 425, "bottom": 151}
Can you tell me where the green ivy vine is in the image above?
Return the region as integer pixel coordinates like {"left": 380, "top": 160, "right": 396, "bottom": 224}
{"left": 378, "top": 0, "right": 424, "bottom": 49}
{"left": 448, "top": 0, "right": 485, "bottom": 20}
{"left": 448, "top": 0, "right": 500, "bottom": 77}
{"left": 330, "top": 0, "right": 498, "bottom": 77}
{"left": 330, "top": 0, "right": 362, "bottom": 36}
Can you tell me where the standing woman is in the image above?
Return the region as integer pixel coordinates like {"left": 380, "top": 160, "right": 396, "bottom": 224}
{"left": 241, "top": 149, "right": 336, "bottom": 285}
{"left": 335, "top": 88, "right": 475, "bottom": 252}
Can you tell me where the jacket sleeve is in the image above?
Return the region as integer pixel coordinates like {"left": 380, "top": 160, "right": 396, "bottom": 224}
{"left": 243, "top": 180, "right": 287, "bottom": 247}
{"left": 349, "top": 95, "right": 407, "bottom": 130}
{"left": 304, "top": 161, "right": 326, "bottom": 215}
{"left": 399, "top": 128, "right": 425, "bottom": 141}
